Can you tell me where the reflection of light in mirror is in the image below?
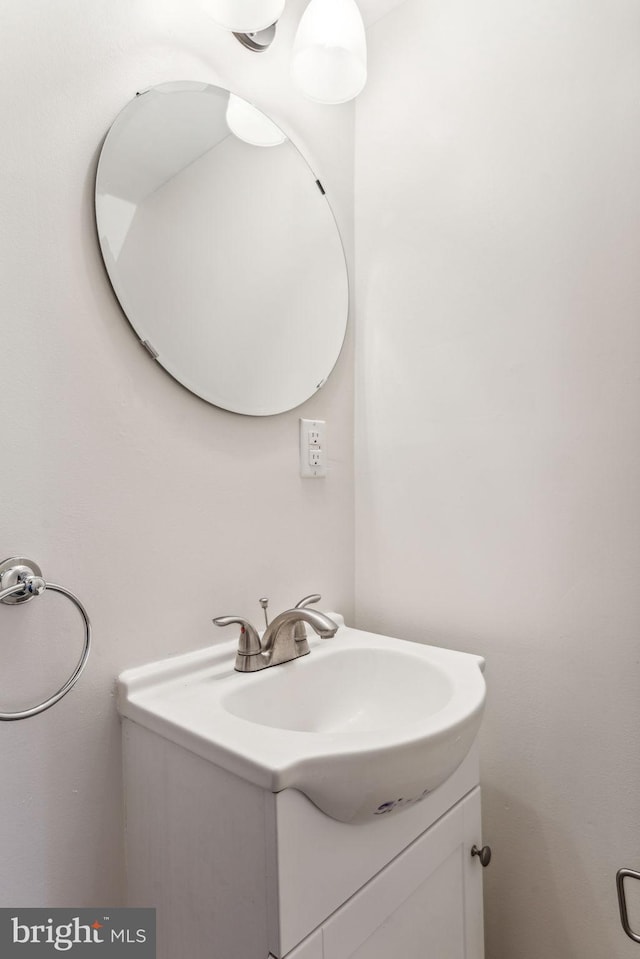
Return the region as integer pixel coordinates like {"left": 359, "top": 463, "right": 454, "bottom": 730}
{"left": 202, "top": 0, "right": 285, "bottom": 33}
{"left": 98, "top": 194, "right": 137, "bottom": 261}
{"left": 292, "top": 0, "right": 367, "bottom": 104}
{"left": 225, "top": 95, "right": 287, "bottom": 147}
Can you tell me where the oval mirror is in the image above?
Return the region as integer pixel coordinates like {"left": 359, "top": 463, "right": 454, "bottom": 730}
{"left": 95, "top": 82, "right": 349, "bottom": 415}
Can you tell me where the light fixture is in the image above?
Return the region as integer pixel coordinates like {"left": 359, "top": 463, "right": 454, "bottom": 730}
{"left": 202, "top": 0, "right": 285, "bottom": 34}
{"left": 225, "top": 94, "right": 287, "bottom": 147}
{"left": 202, "top": 0, "right": 283, "bottom": 52}
{"left": 291, "top": 0, "right": 367, "bottom": 104}
{"left": 204, "top": 0, "right": 368, "bottom": 103}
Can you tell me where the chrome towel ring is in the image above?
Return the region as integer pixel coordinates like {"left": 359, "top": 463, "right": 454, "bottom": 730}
{"left": 0, "top": 556, "right": 91, "bottom": 721}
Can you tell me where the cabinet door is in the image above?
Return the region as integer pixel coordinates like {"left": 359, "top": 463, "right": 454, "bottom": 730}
{"left": 281, "top": 928, "right": 323, "bottom": 959}
{"left": 321, "top": 788, "right": 484, "bottom": 959}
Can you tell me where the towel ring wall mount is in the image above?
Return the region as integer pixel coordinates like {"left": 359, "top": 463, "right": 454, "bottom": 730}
{"left": 0, "top": 556, "right": 91, "bottom": 721}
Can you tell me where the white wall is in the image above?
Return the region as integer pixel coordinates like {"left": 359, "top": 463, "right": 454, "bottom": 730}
{"left": 355, "top": 0, "right": 640, "bottom": 956}
{"left": 0, "top": 0, "right": 354, "bottom": 905}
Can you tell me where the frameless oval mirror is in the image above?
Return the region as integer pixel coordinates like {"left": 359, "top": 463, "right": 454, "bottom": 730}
{"left": 95, "top": 82, "right": 349, "bottom": 415}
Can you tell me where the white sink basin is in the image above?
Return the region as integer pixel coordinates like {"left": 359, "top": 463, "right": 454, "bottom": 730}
{"left": 223, "top": 647, "right": 453, "bottom": 733}
{"left": 118, "top": 616, "right": 486, "bottom": 823}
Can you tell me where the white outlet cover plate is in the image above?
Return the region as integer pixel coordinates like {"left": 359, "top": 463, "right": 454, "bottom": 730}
{"left": 300, "top": 418, "right": 326, "bottom": 478}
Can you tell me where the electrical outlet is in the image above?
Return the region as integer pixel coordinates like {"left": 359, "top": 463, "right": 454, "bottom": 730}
{"left": 300, "top": 418, "right": 327, "bottom": 478}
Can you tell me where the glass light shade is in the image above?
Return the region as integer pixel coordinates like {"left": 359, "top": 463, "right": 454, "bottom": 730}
{"left": 291, "top": 0, "right": 367, "bottom": 104}
{"left": 226, "top": 94, "right": 287, "bottom": 147}
{"left": 202, "top": 0, "right": 285, "bottom": 33}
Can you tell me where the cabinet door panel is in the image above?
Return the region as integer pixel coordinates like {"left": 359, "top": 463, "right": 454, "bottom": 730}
{"left": 281, "top": 928, "right": 323, "bottom": 959}
{"left": 339, "top": 849, "right": 464, "bottom": 959}
{"left": 462, "top": 786, "right": 484, "bottom": 959}
{"left": 322, "top": 789, "right": 483, "bottom": 959}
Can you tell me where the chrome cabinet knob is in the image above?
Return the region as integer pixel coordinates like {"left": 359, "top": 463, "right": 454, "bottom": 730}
{"left": 471, "top": 844, "right": 492, "bottom": 867}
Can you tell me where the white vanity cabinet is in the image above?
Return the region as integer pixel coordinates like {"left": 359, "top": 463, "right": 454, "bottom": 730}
{"left": 285, "top": 932, "right": 323, "bottom": 959}
{"left": 122, "top": 720, "right": 486, "bottom": 959}
{"left": 286, "top": 789, "right": 483, "bottom": 959}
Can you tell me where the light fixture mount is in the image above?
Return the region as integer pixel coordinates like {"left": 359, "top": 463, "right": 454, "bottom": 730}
{"left": 233, "top": 22, "right": 277, "bottom": 52}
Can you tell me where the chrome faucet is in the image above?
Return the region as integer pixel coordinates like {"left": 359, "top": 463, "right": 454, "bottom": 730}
{"left": 292, "top": 593, "right": 322, "bottom": 655}
{"left": 213, "top": 596, "right": 338, "bottom": 672}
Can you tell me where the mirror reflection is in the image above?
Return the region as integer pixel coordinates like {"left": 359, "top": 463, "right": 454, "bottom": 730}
{"left": 95, "top": 82, "right": 349, "bottom": 415}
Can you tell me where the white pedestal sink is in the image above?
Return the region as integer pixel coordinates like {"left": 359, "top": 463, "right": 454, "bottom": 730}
{"left": 118, "top": 615, "right": 486, "bottom": 823}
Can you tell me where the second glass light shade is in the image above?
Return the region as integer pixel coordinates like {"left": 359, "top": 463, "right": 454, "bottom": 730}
{"left": 226, "top": 95, "right": 287, "bottom": 147}
{"left": 291, "top": 0, "right": 367, "bottom": 104}
{"left": 202, "top": 0, "right": 285, "bottom": 34}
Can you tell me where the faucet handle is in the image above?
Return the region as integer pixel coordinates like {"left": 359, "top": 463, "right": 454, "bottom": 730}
{"left": 212, "top": 616, "right": 261, "bottom": 657}
{"left": 294, "top": 594, "right": 322, "bottom": 609}
{"left": 293, "top": 594, "right": 322, "bottom": 647}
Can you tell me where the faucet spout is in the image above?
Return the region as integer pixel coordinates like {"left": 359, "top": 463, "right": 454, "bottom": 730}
{"left": 260, "top": 607, "right": 338, "bottom": 667}
{"left": 262, "top": 608, "right": 337, "bottom": 650}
